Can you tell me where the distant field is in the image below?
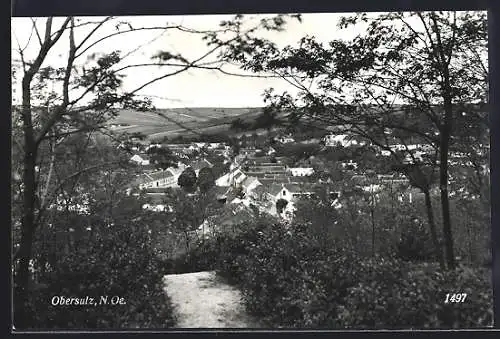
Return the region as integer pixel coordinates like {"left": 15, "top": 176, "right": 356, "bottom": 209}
{"left": 107, "top": 107, "right": 266, "bottom": 139}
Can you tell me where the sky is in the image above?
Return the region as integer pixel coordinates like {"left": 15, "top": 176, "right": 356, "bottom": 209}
{"left": 11, "top": 11, "right": 487, "bottom": 108}
{"left": 11, "top": 13, "right": 367, "bottom": 108}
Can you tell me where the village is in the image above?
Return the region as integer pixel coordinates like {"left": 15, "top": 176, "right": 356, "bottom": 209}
{"left": 11, "top": 11, "right": 492, "bottom": 330}
{"left": 123, "top": 128, "right": 482, "bottom": 238}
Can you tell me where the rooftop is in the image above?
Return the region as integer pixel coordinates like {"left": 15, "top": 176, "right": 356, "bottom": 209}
{"left": 140, "top": 169, "right": 175, "bottom": 183}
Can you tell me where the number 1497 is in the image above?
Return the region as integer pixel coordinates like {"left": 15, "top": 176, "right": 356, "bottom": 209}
{"left": 444, "top": 293, "right": 467, "bottom": 303}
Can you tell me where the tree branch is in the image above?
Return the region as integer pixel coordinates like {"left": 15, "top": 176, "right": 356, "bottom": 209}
{"left": 30, "top": 18, "right": 43, "bottom": 46}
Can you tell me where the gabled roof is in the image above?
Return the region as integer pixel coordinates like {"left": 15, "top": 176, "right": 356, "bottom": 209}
{"left": 190, "top": 159, "right": 213, "bottom": 171}
{"left": 241, "top": 176, "right": 260, "bottom": 188}
{"left": 143, "top": 169, "right": 174, "bottom": 182}
{"left": 131, "top": 153, "right": 150, "bottom": 160}
{"left": 267, "top": 184, "right": 284, "bottom": 196}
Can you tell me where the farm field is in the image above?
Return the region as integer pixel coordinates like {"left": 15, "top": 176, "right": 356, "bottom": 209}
{"left": 107, "top": 107, "right": 266, "bottom": 139}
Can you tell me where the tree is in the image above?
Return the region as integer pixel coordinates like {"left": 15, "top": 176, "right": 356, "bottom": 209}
{"left": 10, "top": 13, "right": 308, "bottom": 325}
{"left": 293, "top": 190, "right": 341, "bottom": 248}
{"left": 178, "top": 167, "right": 197, "bottom": 193}
{"left": 197, "top": 167, "right": 216, "bottom": 193}
{"left": 276, "top": 198, "right": 288, "bottom": 214}
{"left": 146, "top": 146, "right": 178, "bottom": 170}
{"left": 223, "top": 11, "right": 487, "bottom": 270}
{"left": 163, "top": 187, "right": 222, "bottom": 253}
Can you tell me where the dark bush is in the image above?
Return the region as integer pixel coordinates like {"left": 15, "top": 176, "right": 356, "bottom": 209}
{"left": 338, "top": 263, "right": 493, "bottom": 329}
{"left": 18, "top": 214, "right": 176, "bottom": 329}
{"left": 185, "top": 219, "right": 493, "bottom": 329}
{"left": 396, "top": 217, "right": 437, "bottom": 262}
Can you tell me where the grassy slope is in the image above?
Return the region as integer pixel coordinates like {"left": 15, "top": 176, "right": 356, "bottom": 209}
{"left": 107, "top": 107, "right": 266, "bottom": 140}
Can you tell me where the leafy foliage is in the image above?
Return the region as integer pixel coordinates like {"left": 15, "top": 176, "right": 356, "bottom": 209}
{"left": 197, "top": 167, "right": 216, "bottom": 193}
{"left": 186, "top": 219, "right": 492, "bottom": 329}
{"left": 221, "top": 10, "right": 489, "bottom": 270}
{"left": 146, "top": 146, "right": 178, "bottom": 170}
{"left": 177, "top": 167, "right": 197, "bottom": 193}
{"left": 396, "top": 217, "right": 437, "bottom": 262}
{"left": 275, "top": 199, "right": 288, "bottom": 214}
{"left": 19, "top": 203, "right": 176, "bottom": 329}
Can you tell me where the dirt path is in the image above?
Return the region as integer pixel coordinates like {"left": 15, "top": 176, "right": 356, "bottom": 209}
{"left": 162, "top": 271, "right": 261, "bottom": 328}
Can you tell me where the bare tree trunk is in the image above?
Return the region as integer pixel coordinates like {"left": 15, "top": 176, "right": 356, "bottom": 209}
{"left": 431, "top": 12, "right": 456, "bottom": 270}
{"left": 440, "top": 101, "right": 456, "bottom": 269}
{"left": 15, "top": 80, "right": 38, "bottom": 328}
{"left": 423, "top": 188, "right": 445, "bottom": 269}
{"left": 40, "top": 138, "right": 56, "bottom": 209}
{"left": 370, "top": 187, "right": 375, "bottom": 257}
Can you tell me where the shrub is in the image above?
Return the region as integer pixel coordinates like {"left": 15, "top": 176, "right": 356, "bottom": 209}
{"left": 395, "top": 217, "right": 437, "bottom": 262}
{"left": 337, "top": 262, "right": 493, "bottom": 329}
{"left": 17, "top": 214, "right": 176, "bottom": 329}
{"left": 185, "top": 219, "right": 493, "bottom": 329}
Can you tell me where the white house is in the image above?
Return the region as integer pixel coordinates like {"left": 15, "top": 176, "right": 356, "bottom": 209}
{"left": 278, "top": 136, "right": 295, "bottom": 143}
{"left": 389, "top": 144, "right": 407, "bottom": 152}
{"left": 269, "top": 184, "right": 316, "bottom": 218}
{"left": 145, "top": 143, "right": 162, "bottom": 151}
{"left": 324, "top": 134, "right": 358, "bottom": 147}
{"left": 142, "top": 204, "right": 174, "bottom": 212}
{"left": 216, "top": 167, "right": 247, "bottom": 187}
{"left": 240, "top": 176, "right": 262, "bottom": 195}
{"left": 130, "top": 154, "right": 150, "bottom": 166}
{"left": 340, "top": 160, "right": 358, "bottom": 170}
{"left": 362, "top": 183, "right": 383, "bottom": 193}
{"left": 287, "top": 167, "right": 314, "bottom": 176}
{"left": 138, "top": 169, "right": 177, "bottom": 189}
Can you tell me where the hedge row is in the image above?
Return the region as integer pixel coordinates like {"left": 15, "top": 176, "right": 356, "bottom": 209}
{"left": 184, "top": 220, "right": 493, "bottom": 329}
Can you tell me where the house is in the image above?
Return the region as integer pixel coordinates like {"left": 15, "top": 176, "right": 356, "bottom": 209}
{"left": 240, "top": 176, "right": 262, "bottom": 195}
{"left": 189, "top": 159, "right": 213, "bottom": 175}
{"left": 142, "top": 203, "right": 174, "bottom": 213}
{"left": 265, "top": 184, "right": 317, "bottom": 218}
{"left": 287, "top": 167, "right": 314, "bottom": 177}
{"left": 340, "top": 160, "right": 358, "bottom": 170}
{"left": 145, "top": 143, "right": 162, "bottom": 151}
{"left": 278, "top": 136, "right": 295, "bottom": 143}
{"left": 130, "top": 154, "right": 150, "bottom": 166}
{"left": 323, "top": 134, "right": 359, "bottom": 147}
{"left": 215, "top": 167, "right": 247, "bottom": 187}
{"left": 361, "top": 183, "right": 383, "bottom": 193}
{"left": 138, "top": 169, "right": 177, "bottom": 189}
{"left": 283, "top": 183, "right": 316, "bottom": 199}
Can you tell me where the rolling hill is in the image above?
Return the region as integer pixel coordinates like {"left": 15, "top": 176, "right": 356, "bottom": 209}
{"left": 107, "top": 107, "right": 268, "bottom": 141}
